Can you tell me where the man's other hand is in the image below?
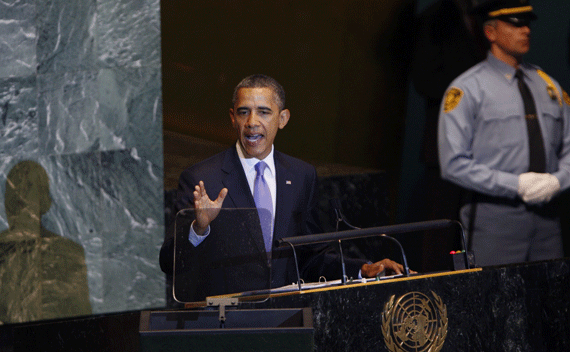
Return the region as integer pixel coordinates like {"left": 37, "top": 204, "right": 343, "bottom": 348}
{"left": 361, "top": 259, "right": 413, "bottom": 277}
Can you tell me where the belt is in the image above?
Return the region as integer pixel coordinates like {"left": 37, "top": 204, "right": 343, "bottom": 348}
{"left": 464, "top": 191, "right": 558, "bottom": 217}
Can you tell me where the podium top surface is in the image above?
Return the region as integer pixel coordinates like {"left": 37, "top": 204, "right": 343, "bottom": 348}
{"left": 184, "top": 267, "right": 482, "bottom": 308}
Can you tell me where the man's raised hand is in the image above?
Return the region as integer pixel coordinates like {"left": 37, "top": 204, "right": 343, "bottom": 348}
{"left": 192, "top": 181, "right": 228, "bottom": 236}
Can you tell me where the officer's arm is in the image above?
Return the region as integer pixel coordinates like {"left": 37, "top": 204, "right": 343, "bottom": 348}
{"left": 552, "top": 89, "right": 570, "bottom": 191}
{"left": 438, "top": 85, "right": 519, "bottom": 198}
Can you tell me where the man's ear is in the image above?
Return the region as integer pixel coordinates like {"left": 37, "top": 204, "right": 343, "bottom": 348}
{"left": 484, "top": 24, "right": 496, "bottom": 42}
{"left": 229, "top": 108, "right": 237, "bottom": 128}
{"left": 278, "top": 109, "right": 290, "bottom": 129}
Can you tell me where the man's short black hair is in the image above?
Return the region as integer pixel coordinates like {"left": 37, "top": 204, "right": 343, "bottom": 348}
{"left": 232, "top": 74, "right": 286, "bottom": 110}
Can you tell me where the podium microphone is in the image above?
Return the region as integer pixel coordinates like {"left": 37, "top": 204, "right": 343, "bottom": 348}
{"left": 329, "top": 198, "right": 410, "bottom": 277}
{"left": 330, "top": 198, "right": 360, "bottom": 231}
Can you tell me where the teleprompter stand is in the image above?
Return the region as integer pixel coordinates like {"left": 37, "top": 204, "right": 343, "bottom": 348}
{"left": 139, "top": 306, "right": 314, "bottom": 352}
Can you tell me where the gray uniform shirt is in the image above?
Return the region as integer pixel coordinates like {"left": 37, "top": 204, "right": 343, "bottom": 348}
{"left": 438, "top": 52, "right": 570, "bottom": 198}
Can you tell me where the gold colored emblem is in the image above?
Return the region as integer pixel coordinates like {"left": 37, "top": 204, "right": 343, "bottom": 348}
{"left": 563, "top": 90, "right": 570, "bottom": 107}
{"left": 443, "top": 87, "right": 463, "bottom": 113}
{"left": 547, "top": 87, "right": 557, "bottom": 101}
{"left": 382, "top": 291, "right": 448, "bottom": 352}
{"left": 537, "top": 69, "right": 562, "bottom": 107}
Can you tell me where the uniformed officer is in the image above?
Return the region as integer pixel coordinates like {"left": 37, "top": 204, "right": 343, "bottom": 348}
{"left": 438, "top": 0, "right": 570, "bottom": 266}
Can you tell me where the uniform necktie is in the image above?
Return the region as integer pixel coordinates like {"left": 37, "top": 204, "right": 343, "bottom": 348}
{"left": 515, "top": 69, "right": 545, "bottom": 173}
{"left": 254, "top": 161, "right": 273, "bottom": 254}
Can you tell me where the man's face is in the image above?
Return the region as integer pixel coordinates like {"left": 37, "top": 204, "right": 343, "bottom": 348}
{"left": 230, "top": 87, "right": 290, "bottom": 160}
{"left": 485, "top": 19, "right": 531, "bottom": 60}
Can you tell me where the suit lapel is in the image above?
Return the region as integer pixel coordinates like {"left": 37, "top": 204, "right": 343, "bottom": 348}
{"left": 221, "top": 147, "right": 255, "bottom": 208}
{"left": 220, "top": 146, "right": 267, "bottom": 257}
{"left": 274, "top": 151, "right": 295, "bottom": 243}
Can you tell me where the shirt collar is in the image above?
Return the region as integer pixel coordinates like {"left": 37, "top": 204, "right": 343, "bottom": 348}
{"left": 235, "top": 141, "right": 276, "bottom": 177}
{"left": 486, "top": 51, "right": 533, "bottom": 83}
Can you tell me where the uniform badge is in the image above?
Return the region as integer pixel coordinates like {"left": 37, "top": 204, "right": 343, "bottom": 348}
{"left": 564, "top": 90, "right": 570, "bottom": 107}
{"left": 537, "top": 69, "right": 562, "bottom": 107}
{"left": 443, "top": 87, "right": 463, "bottom": 113}
{"left": 547, "top": 87, "right": 557, "bottom": 101}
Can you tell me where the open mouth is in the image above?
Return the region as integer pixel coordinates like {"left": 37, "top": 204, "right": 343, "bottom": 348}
{"left": 246, "top": 134, "right": 263, "bottom": 142}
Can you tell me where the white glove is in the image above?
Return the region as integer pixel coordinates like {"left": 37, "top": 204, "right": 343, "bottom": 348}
{"left": 518, "top": 172, "right": 560, "bottom": 204}
{"left": 518, "top": 172, "right": 541, "bottom": 197}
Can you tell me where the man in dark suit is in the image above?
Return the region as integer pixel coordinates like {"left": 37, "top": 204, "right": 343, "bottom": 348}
{"left": 160, "top": 74, "right": 404, "bottom": 301}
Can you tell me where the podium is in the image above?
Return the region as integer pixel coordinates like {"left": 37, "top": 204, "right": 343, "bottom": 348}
{"left": 0, "top": 259, "right": 568, "bottom": 351}
{"left": 170, "top": 258, "right": 570, "bottom": 352}
{"left": 159, "top": 214, "right": 569, "bottom": 351}
{"left": 251, "top": 259, "right": 570, "bottom": 351}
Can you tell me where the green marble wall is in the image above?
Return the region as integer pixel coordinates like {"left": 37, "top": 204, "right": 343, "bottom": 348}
{"left": 0, "top": 0, "right": 164, "bottom": 323}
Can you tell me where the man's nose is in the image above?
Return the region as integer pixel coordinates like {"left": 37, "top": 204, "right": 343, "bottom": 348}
{"left": 245, "top": 113, "right": 260, "bottom": 126}
{"left": 521, "top": 25, "right": 531, "bottom": 34}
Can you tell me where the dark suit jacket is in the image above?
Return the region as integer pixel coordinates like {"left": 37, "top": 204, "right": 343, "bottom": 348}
{"left": 160, "top": 145, "right": 365, "bottom": 301}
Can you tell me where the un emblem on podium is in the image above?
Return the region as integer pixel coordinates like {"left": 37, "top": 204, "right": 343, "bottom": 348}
{"left": 382, "top": 291, "right": 448, "bottom": 352}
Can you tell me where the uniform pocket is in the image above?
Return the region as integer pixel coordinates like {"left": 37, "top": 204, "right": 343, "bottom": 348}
{"left": 541, "top": 105, "right": 563, "bottom": 152}
{"left": 477, "top": 103, "right": 524, "bottom": 149}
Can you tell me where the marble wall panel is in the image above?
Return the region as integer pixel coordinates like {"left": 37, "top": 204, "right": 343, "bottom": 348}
{"left": 0, "top": 0, "right": 165, "bottom": 322}
{"left": 36, "top": 0, "right": 97, "bottom": 75}
{"left": 0, "top": 157, "right": 93, "bottom": 323}
{"left": 38, "top": 68, "right": 163, "bottom": 155}
{"left": 41, "top": 153, "right": 102, "bottom": 244}
{"left": 0, "top": 0, "right": 37, "bottom": 78}
{"left": 0, "top": 157, "right": 17, "bottom": 230}
{"left": 101, "top": 227, "right": 164, "bottom": 313}
{"left": 0, "top": 76, "right": 39, "bottom": 159}
{"left": 97, "top": 68, "right": 162, "bottom": 152}
{"left": 98, "top": 149, "right": 164, "bottom": 313}
{"left": 97, "top": 0, "right": 161, "bottom": 68}
{"left": 38, "top": 71, "right": 100, "bottom": 154}
{"left": 99, "top": 149, "right": 163, "bottom": 234}
{"left": 0, "top": 75, "right": 40, "bottom": 230}
{"left": 0, "top": 157, "right": 43, "bottom": 233}
{"left": 41, "top": 152, "right": 103, "bottom": 312}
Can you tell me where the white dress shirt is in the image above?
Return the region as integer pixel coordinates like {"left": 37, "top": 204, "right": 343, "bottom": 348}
{"left": 188, "top": 142, "right": 277, "bottom": 247}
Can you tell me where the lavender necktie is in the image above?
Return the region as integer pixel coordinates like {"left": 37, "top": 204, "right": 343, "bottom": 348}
{"left": 254, "top": 161, "right": 273, "bottom": 254}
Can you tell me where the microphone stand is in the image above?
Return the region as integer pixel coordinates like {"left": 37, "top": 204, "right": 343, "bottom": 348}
{"left": 331, "top": 199, "right": 357, "bottom": 284}
{"left": 330, "top": 199, "right": 410, "bottom": 281}
{"left": 278, "top": 204, "right": 469, "bottom": 293}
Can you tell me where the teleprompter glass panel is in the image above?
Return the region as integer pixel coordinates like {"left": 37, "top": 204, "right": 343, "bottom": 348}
{"left": 172, "top": 208, "right": 272, "bottom": 303}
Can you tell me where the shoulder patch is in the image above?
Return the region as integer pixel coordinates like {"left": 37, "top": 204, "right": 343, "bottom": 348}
{"left": 444, "top": 87, "right": 463, "bottom": 113}
{"left": 536, "top": 69, "right": 562, "bottom": 107}
{"left": 564, "top": 90, "right": 570, "bottom": 107}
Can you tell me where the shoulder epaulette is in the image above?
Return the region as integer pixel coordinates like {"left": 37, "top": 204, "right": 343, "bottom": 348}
{"left": 536, "top": 69, "right": 562, "bottom": 107}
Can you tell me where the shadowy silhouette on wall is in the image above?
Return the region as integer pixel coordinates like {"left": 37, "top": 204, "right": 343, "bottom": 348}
{"left": 0, "top": 160, "right": 91, "bottom": 324}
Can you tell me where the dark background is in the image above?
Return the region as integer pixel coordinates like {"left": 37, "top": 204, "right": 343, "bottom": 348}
{"left": 160, "top": 0, "right": 570, "bottom": 271}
